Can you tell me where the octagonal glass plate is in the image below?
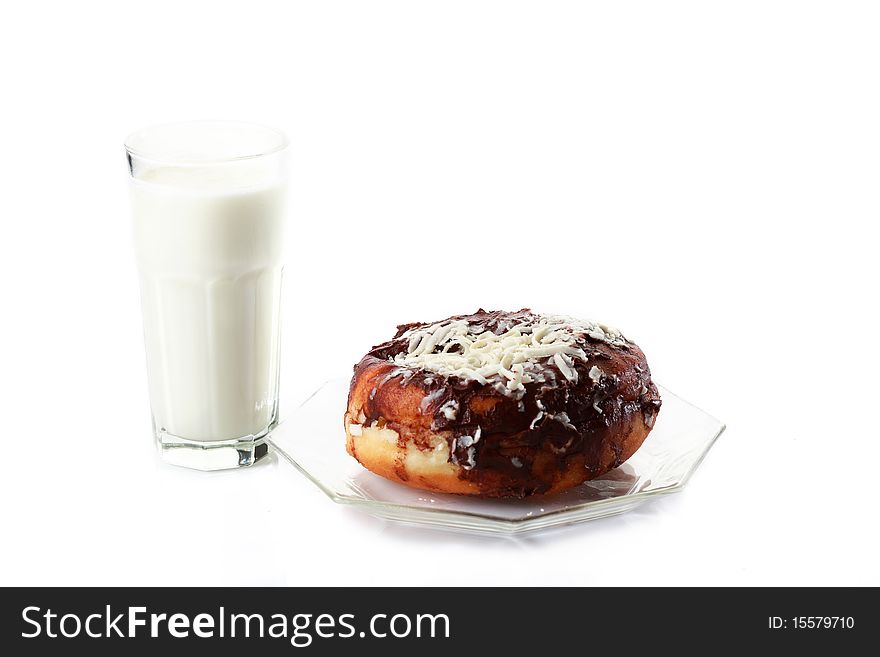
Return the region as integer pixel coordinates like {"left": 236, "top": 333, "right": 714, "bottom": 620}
{"left": 268, "top": 378, "right": 724, "bottom": 535}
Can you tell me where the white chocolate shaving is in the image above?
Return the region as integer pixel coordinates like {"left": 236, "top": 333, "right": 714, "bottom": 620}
{"left": 453, "top": 426, "right": 482, "bottom": 469}
{"left": 529, "top": 411, "right": 544, "bottom": 429}
{"left": 418, "top": 387, "right": 445, "bottom": 415}
{"left": 438, "top": 399, "right": 459, "bottom": 420}
{"left": 551, "top": 411, "right": 576, "bottom": 431}
{"left": 553, "top": 352, "right": 578, "bottom": 383}
{"left": 393, "top": 313, "right": 624, "bottom": 397}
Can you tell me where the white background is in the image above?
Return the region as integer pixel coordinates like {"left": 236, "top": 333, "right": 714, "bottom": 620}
{"left": 1, "top": 0, "right": 878, "bottom": 586}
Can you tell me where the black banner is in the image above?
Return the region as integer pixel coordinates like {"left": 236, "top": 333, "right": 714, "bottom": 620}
{"left": 0, "top": 588, "right": 872, "bottom": 654}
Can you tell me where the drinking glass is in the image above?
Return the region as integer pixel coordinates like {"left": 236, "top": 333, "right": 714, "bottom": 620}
{"left": 125, "top": 121, "right": 288, "bottom": 470}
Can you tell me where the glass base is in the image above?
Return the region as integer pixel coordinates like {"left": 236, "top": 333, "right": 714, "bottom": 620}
{"left": 154, "top": 424, "right": 273, "bottom": 471}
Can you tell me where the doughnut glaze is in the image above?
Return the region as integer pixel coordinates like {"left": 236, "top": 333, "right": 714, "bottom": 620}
{"left": 345, "top": 309, "right": 661, "bottom": 498}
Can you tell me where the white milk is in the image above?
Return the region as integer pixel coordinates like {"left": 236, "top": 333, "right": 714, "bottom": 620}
{"left": 130, "top": 165, "right": 285, "bottom": 442}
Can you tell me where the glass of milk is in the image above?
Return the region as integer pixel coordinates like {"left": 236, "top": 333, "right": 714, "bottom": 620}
{"left": 125, "top": 121, "right": 288, "bottom": 470}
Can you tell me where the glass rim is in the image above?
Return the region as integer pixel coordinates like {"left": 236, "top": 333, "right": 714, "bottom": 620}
{"left": 124, "top": 120, "right": 289, "bottom": 166}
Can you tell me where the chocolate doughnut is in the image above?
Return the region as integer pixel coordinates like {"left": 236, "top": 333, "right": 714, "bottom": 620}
{"left": 344, "top": 309, "right": 661, "bottom": 498}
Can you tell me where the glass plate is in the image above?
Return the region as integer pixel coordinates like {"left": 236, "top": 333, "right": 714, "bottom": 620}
{"left": 269, "top": 378, "right": 725, "bottom": 535}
